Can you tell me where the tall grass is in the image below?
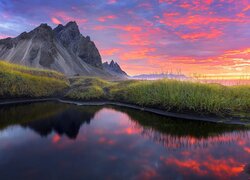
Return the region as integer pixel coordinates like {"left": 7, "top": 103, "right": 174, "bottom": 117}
{"left": 110, "top": 79, "right": 250, "bottom": 115}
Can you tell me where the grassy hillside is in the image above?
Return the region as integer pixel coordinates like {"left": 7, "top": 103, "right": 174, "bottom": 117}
{"left": 0, "top": 61, "right": 69, "bottom": 98}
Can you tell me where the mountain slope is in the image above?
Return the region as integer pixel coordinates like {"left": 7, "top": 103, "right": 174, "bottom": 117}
{"left": 0, "top": 22, "right": 109, "bottom": 76}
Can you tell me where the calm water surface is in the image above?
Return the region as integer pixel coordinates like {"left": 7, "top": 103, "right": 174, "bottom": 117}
{"left": 0, "top": 102, "right": 250, "bottom": 180}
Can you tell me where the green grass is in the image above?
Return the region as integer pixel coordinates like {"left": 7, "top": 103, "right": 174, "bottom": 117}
{"left": 0, "top": 61, "right": 69, "bottom": 98}
{"left": 110, "top": 79, "right": 250, "bottom": 115}
{"left": 65, "top": 77, "right": 113, "bottom": 100}
{"left": 65, "top": 76, "right": 250, "bottom": 116}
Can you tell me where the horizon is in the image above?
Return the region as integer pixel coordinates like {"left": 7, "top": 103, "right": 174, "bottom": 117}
{"left": 0, "top": 0, "right": 249, "bottom": 77}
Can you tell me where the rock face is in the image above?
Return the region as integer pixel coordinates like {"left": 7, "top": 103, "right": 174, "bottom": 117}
{"left": 0, "top": 21, "right": 107, "bottom": 76}
{"left": 103, "top": 60, "right": 128, "bottom": 77}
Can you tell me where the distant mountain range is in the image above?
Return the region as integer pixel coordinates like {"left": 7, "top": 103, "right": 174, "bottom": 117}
{"left": 0, "top": 21, "right": 127, "bottom": 78}
{"left": 131, "top": 73, "right": 188, "bottom": 80}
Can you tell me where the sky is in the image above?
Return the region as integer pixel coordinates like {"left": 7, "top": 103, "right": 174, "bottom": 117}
{"left": 0, "top": 0, "right": 250, "bottom": 77}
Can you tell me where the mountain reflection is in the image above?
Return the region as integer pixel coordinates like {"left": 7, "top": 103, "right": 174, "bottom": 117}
{"left": 22, "top": 108, "right": 95, "bottom": 139}
{"left": 0, "top": 102, "right": 249, "bottom": 145}
{"left": 0, "top": 102, "right": 102, "bottom": 139}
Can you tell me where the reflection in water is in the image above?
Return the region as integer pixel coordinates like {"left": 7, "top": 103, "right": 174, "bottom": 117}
{"left": 0, "top": 102, "right": 249, "bottom": 179}
{"left": 115, "top": 107, "right": 249, "bottom": 150}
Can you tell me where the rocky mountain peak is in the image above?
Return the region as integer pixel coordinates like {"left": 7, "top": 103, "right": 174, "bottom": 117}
{"left": 103, "top": 60, "right": 128, "bottom": 77}
{"left": 37, "top": 23, "right": 51, "bottom": 29}
{"left": 65, "top": 21, "right": 78, "bottom": 28}
{"left": 53, "top": 24, "right": 64, "bottom": 34}
{"left": 54, "top": 21, "right": 81, "bottom": 45}
{"left": 29, "top": 23, "right": 54, "bottom": 41}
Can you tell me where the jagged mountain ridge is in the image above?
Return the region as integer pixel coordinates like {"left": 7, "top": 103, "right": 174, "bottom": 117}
{"left": 0, "top": 21, "right": 126, "bottom": 77}
{"left": 103, "top": 60, "right": 128, "bottom": 77}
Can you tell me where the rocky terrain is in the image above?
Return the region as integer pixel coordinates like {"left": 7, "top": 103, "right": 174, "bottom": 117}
{"left": 0, "top": 21, "right": 127, "bottom": 78}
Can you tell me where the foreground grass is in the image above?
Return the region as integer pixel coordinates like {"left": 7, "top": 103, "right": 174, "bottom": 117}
{"left": 0, "top": 61, "right": 69, "bottom": 98}
{"left": 66, "top": 77, "right": 250, "bottom": 116}
{"left": 111, "top": 80, "right": 250, "bottom": 115}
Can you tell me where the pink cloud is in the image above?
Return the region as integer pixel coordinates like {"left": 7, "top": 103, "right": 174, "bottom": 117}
{"left": 100, "top": 48, "right": 119, "bottom": 56}
{"left": 107, "top": 0, "right": 117, "bottom": 4}
{"left": 98, "top": 15, "right": 117, "bottom": 22}
{"left": 52, "top": 11, "right": 88, "bottom": 24}
{"left": 178, "top": 29, "right": 223, "bottom": 40}
{"left": 0, "top": 34, "right": 9, "bottom": 39}
{"left": 51, "top": 17, "right": 62, "bottom": 25}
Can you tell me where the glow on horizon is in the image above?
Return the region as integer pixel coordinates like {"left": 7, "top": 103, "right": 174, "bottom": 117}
{"left": 0, "top": 0, "right": 249, "bottom": 77}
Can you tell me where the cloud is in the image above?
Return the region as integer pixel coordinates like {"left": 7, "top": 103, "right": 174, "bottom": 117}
{"left": 107, "top": 0, "right": 117, "bottom": 4}
{"left": 100, "top": 48, "right": 119, "bottom": 56}
{"left": 51, "top": 17, "right": 62, "bottom": 25}
{"left": 178, "top": 29, "right": 223, "bottom": 40}
{"left": 98, "top": 15, "right": 117, "bottom": 22}
{"left": 52, "top": 11, "right": 88, "bottom": 24}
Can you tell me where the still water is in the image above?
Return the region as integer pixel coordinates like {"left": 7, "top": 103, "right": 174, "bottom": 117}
{"left": 0, "top": 102, "right": 249, "bottom": 180}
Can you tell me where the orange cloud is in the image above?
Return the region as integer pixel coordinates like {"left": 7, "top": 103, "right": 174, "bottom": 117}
{"left": 224, "top": 48, "right": 250, "bottom": 56}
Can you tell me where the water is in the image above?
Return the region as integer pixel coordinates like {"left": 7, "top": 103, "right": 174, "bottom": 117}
{"left": 0, "top": 102, "right": 249, "bottom": 180}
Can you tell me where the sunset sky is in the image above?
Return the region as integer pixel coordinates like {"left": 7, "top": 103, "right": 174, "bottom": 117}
{"left": 0, "top": 0, "right": 249, "bottom": 76}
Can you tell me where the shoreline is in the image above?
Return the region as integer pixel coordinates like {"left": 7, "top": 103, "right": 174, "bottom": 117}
{"left": 0, "top": 98, "right": 249, "bottom": 126}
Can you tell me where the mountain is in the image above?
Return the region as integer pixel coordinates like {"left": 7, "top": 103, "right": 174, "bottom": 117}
{"left": 103, "top": 60, "right": 128, "bottom": 77}
{"left": 131, "top": 73, "right": 188, "bottom": 80}
{"left": 0, "top": 21, "right": 124, "bottom": 77}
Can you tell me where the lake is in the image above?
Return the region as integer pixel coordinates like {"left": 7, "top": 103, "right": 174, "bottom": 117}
{"left": 0, "top": 101, "right": 249, "bottom": 180}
